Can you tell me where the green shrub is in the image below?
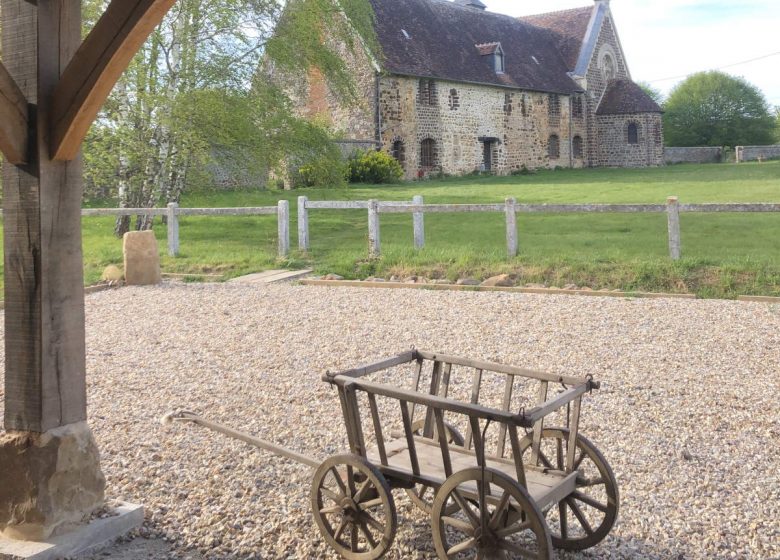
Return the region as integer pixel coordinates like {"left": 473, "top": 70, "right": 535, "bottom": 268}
{"left": 347, "top": 149, "right": 403, "bottom": 184}
{"left": 292, "top": 155, "right": 347, "bottom": 188}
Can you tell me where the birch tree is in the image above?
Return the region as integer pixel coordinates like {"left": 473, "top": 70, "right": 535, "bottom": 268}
{"left": 81, "top": 0, "right": 375, "bottom": 236}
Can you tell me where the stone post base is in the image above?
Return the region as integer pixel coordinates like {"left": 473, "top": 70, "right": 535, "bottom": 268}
{"left": 0, "top": 422, "right": 105, "bottom": 541}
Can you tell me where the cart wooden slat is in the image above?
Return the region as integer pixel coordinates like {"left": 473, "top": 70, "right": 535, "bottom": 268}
{"left": 368, "top": 436, "right": 578, "bottom": 513}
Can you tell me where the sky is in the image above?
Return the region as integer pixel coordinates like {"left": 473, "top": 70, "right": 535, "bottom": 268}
{"left": 487, "top": 0, "right": 780, "bottom": 106}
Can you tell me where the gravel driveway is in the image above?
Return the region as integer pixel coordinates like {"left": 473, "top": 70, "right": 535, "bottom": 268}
{"left": 1, "top": 282, "right": 778, "bottom": 559}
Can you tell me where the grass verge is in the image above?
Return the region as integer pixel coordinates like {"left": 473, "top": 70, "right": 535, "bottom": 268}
{"left": 0, "top": 162, "right": 779, "bottom": 299}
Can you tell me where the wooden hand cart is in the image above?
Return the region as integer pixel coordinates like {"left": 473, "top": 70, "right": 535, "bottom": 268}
{"left": 165, "top": 350, "right": 619, "bottom": 559}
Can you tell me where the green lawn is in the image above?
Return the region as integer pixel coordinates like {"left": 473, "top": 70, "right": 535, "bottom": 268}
{"left": 2, "top": 162, "right": 780, "bottom": 298}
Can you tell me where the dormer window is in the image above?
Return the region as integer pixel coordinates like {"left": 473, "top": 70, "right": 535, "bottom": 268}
{"left": 495, "top": 45, "right": 505, "bottom": 73}
{"left": 476, "top": 42, "right": 505, "bottom": 75}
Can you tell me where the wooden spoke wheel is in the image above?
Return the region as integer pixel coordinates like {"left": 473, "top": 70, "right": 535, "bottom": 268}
{"left": 311, "top": 454, "right": 397, "bottom": 560}
{"left": 405, "top": 419, "right": 465, "bottom": 515}
{"left": 519, "top": 428, "right": 619, "bottom": 551}
{"left": 431, "top": 467, "right": 552, "bottom": 560}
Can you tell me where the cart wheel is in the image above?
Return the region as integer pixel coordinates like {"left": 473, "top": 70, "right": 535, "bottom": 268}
{"left": 311, "top": 454, "right": 397, "bottom": 560}
{"left": 431, "top": 467, "right": 552, "bottom": 560}
{"left": 519, "top": 428, "right": 619, "bottom": 551}
{"left": 405, "top": 419, "right": 465, "bottom": 515}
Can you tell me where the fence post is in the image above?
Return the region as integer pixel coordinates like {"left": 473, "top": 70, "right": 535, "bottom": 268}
{"left": 167, "top": 202, "right": 179, "bottom": 257}
{"left": 413, "top": 195, "right": 425, "bottom": 249}
{"left": 666, "top": 196, "right": 681, "bottom": 260}
{"left": 505, "top": 197, "right": 518, "bottom": 257}
{"left": 368, "top": 199, "right": 381, "bottom": 258}
{"left": 278, "top": 200, "right": 290, "bottom": 258}
{"left": 298, "top": 196, "right": 309, "bottom": 251}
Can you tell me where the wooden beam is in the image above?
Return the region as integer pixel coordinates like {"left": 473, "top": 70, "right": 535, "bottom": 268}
{"left": 0, "top": 55, "right": 29, "bottom": 163}
{"left": 49, "top": 0, "right": 176, "bottom": 161}
{"left": 3, "top": 0, "right": 87, "bottom": 432}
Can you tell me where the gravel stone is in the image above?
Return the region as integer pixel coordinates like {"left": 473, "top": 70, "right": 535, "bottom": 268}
{"left": 1, "top": 282, "right": 778, "bottom": 559}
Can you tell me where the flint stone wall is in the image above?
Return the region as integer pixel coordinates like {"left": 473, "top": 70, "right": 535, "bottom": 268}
{"left": 594, "top": 113, "right": 664, "bottom": 167}
{"left": 380, "top": 77, "right": 587, "bottom": 180}
{"left": 664, "top": 147, "right": 722, "bottom": 165}
{"left": 736, "top": 145, "right": 780, "bottom": 162}
{"left": 581, "top": 13, "right": 630, "bottom": 166}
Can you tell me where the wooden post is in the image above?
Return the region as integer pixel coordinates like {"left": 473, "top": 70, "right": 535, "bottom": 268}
{"left": 412, "top": 195, "right": 425, "bottom": 249}
{"left": 1, "top": 0, "right": 178, "bottom": 542}
{"left": 368, "top": 199, "right": 381, "bottom": 257}
{"left": 666, "top": 196, "right": 681, "bottom": 260}
{"left": 3, "top": 0, "right": 87, "bottom": 432}
{"left": 277, "top": 199, "right": 290, "bottom": 257}
{"left": 505, "top": 197, "right": 518, "bottom": 257}
{"left": 167, "top": 202, "right": 179, "bottom": 257}
{"left": 298, "top": 195, "right": 309, "bottom": 251}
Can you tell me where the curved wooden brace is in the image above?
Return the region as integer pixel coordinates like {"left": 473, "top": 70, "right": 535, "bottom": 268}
{"left": 49, "top": 0, "right": 176, "bottom": 161}
{"left": 0, "top": 61, "right": 29, "bottom": 164}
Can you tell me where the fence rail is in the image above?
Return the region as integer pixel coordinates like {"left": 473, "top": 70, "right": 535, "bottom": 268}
{"left": 297, "top": 195, "right": 780, "bottom": 261}
{"left": 1, "top": 196, "right": 777, "bottom": 262}
{"left": 46, "top": 203, "right": 287, "bottom": 258}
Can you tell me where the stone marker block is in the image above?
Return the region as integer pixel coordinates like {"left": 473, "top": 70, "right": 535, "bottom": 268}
{"left": 123, "top": 231, "right": 162, "bottom": 286}
{"left": 0, "top": 423, "right": 105, "bottom": 542}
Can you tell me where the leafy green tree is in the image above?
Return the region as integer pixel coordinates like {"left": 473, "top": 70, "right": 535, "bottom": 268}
{"left": 80, "top": 0, "right": 376, "bottom": 235}
{"left": 775, "top": 107, "right": 780, "bottom": 142}
{"left": 663, "top": 71, "right": 775, "bottom": 147}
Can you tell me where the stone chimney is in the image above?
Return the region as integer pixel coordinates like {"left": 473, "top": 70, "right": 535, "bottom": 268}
{"left": 455, "top": 0, "right": 487, "bottom": 10}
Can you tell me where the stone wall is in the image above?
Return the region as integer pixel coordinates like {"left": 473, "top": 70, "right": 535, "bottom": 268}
{"left": 594, "top": 113, "right": 663, "bottom": 167}
{"left": 736, "top": 145, "right": 780, "bottom": 162}
{"left": 379, "top": 77, "right": 587, "bottom": 179}
{"left": 289, "top": 7, "right": 661, "bottom": 178}
{"left": 582, "top": 14, "right": 630, "bottom": 167}
{"left": 288, "top": 34, "right": 378, "bottom": 143}
{"left": 334, "top": 139, "right": 380, "bottom": 158}
{"left": 664, "top": 147, "right": 722, "bottom": 165}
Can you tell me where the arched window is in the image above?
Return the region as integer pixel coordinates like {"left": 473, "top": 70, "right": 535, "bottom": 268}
{"left": 548, "top": 134, "right": 560, "bottom": 159}
{"left": 495, "top": 48, "right": 505, "bottom": 73}
{"left": 572, "top": 135, "right": 583, "bottom": 159}
{"left": 391, "top": 139, "right": 405, "bottom": 165}
{"left": 420, "top": 138, "right": 437, "bottom": 168}
{"left": 627, "top": 122, "right": 639, "bottom": 144}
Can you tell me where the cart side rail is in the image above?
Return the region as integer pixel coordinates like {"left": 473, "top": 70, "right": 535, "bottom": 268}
{"left": 331, "top": 376, "right": 529, "bottom": 487}
{"left": 324, "top": 350, "right": 418, "bottom": 380}
{"left": 329, "top": 375, "right": 529, "bottom": 427}
{"left": 325, "top": 350, "right": 599, "bottom": 389}
{"left": 415, "top": 350, "right": 598, "bottom": 388}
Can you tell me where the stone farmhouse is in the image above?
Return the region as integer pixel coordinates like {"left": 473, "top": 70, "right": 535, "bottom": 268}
{"left": 300, "top": 0, "right": 664, "bottom": 179}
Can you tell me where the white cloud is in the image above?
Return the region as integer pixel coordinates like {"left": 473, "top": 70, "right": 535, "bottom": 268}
{"left": 484, "top": 0, "right": 780, "bottom": 105}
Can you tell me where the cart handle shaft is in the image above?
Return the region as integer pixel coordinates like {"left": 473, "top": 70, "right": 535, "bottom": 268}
{"left": 162, "top": 410, "right": 321, "bottom": 469}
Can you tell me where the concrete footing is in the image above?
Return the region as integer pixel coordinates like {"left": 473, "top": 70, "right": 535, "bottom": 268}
{"left": 0, "top": 503, "right": 144, "bottom": 560}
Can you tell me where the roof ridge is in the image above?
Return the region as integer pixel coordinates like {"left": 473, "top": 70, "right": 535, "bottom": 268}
{"left": 519, "top": 5, "right": 593, "bottom": 20}
{"left": 426, "top": 0, "right": 533, "bottom": 23}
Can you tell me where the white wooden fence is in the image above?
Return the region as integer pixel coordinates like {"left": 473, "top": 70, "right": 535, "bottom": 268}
{"left": 2, "top": 197, "right": 776, "bottom": 261}
{"left": 297, "top": 195, "right": 780, "bottom": 261}
{"left": 80, "top": 202, "right": 290, "bottom": 258}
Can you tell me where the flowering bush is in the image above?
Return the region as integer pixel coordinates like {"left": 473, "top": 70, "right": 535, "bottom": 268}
{"left": 347, "top": 150, "right": 403, "bottom": 184}
{"left": 292, "top": 155, "right": 347, "bottom": 188}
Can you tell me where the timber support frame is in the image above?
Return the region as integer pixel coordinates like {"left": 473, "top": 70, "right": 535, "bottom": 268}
{"left": 0, "top": 60, "right": 28, "bottom": 164}
{"left": 1, "top": 0, "right": 177, "bottom": 542}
